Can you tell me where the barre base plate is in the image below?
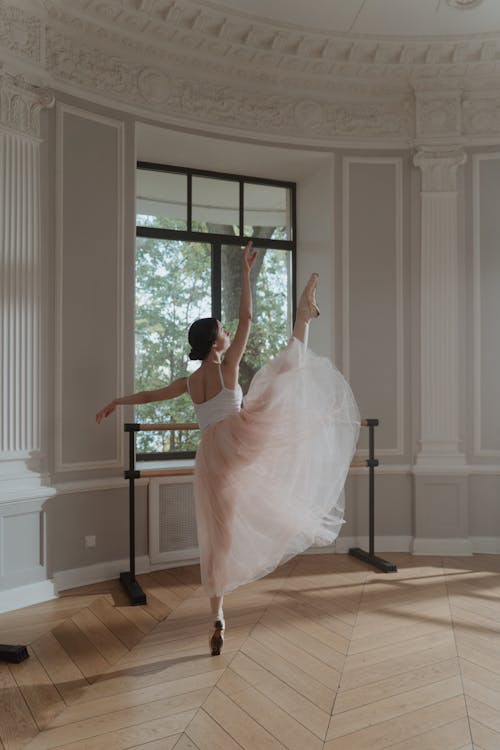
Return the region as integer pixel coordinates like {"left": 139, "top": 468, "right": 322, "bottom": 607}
{"left": 120, "top": 571, "right": 147, "bottom": 606}
{"left": 349, "top": 547, "right": 398, "bottom": 573}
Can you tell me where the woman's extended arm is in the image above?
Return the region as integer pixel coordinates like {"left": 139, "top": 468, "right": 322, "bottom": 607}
{"left": 96, "top": 377, "right": 187, "bottom": 424}
{"left": 224, "top": 242, "right": 258, "bottom": 367}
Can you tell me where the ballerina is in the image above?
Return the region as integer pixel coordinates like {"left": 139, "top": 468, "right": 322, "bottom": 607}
{"left": 96, "top": 241, "right": 360, "bottom": 656}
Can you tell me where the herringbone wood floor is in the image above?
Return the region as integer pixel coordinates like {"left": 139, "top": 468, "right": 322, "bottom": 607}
{"left": 1, "top": 553, "right": 500, "bottom": 750}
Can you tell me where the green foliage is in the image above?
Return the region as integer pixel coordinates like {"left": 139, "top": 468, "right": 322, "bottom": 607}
{"left": 135, "top": 216, "right": 292, "bottom": 455}
{"left": 224, "top": 248, "right": 291, "bottom": 393}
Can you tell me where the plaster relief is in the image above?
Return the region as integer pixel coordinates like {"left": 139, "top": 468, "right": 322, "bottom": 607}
{"left": 463, "top": 97, "right": 500, "bottom": 134}
{"left": 0, "top": 2, "right": 40, "bottom": 62}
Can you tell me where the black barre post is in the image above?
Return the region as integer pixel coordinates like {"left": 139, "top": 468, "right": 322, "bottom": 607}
{"left": 369, "top": 420, "right": 375, "bottom": 557}
{"left": 121, "top": 424, "right": 147, "bottom": 605}
{"left": 349, "top": 419, "right": 397, "bottom": 573}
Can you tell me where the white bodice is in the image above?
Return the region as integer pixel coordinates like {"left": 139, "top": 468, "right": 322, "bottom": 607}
{"left": 188, "top": 366, "right": 242, "bottom": 432}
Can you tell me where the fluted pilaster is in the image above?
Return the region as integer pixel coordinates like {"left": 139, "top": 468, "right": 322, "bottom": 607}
{"left": 1, "top": 132, "right": 39, "bottom": 453}
{"left": 0, "top": 70, "right": 54, "bottom": 499}
{"left": 414, "top": 146, "right": 467, "bottom": 466}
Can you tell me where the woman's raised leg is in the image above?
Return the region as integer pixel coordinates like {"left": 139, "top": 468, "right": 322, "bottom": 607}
{"left": 293, "top": 273, "right": 320, "bottom": 345}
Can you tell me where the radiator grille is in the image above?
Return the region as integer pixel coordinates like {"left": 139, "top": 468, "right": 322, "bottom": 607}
{"left": 158, "top": 482, "right": 198, "bottom": 553}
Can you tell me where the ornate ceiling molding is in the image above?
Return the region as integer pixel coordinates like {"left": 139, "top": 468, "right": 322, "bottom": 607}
{"left": 0, "top": 1, "right": 41, "bottom": 64}
{"left": 45, "top": 29, "right": 413, "bottom": 142}
{"left": 1, "top": 0, "right": 500, "bottom": 145}
{"left": 415, "top": 90, "right": 462, "bottom": 142}
{"left": 37, "top": 0, "right": 500, "bottom": 84}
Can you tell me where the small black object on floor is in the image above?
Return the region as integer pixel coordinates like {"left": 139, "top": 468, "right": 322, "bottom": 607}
{"left": 0, "top": 644, "right": 29, "bottom": 663}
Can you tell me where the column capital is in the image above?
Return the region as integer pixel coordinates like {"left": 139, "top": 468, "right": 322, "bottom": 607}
{"left": 413, "top": 146, "right": 467, "bottom": 192}
{"left": 0, "top": 66, "right": 54, "bottom": 139}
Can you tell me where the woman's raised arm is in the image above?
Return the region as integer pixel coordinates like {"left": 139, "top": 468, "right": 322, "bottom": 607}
{"left": 223, "top": 242, "right": 258, "bottom": 367}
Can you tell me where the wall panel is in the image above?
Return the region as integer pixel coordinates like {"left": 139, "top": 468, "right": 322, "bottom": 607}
{"left": 342, "top": 157, "right": 404, "bottom": 456}
{"left": 473, "top": 154, "right": 500, "bottom": 457}
{"left": 55, "top": 104, "right": 124, "bottom": 472}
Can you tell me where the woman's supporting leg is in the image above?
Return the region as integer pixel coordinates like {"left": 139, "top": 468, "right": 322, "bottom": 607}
{"left": 210, "top": 595, "right": 224, "bottom": 623}
{"left": 293, "top": 273, "right": 320, "bottom": 345}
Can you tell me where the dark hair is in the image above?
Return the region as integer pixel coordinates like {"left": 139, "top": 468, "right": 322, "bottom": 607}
{"left": 188, "top": 317, "right": 219, "bottom": 360}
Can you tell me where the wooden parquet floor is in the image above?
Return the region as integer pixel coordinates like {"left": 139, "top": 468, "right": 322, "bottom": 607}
{"left": 1, "top": 553, "right": 500, "bottom": 750}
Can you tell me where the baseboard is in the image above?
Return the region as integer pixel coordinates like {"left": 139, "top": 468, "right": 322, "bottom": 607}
{"left": 149, "top": 546, "right": 200, "bottom": 567}
{"left": 149, "top": 556, "right": 201, "bottom": 572}
{"left": 471, "top": 537, "right": 500, "bottom": 554}
{"left": 411, "top": 538, "right": 474, "bottom": 556}
{"left": 335, "top": 536, "right": 413, "bottom": 554}
{"left": 0, "top": 580, "right": 58, "bottom": 614}
{"left": 53, "top": 555, "right": 152, "bottom": 592}
{"left": 2, "top": 536, "right": 500, "bottom": 614}
{"left": 29, "top": 538, "right": 500, "bottom": 592}
{"left": 302, "top": 544, "right": 337, "bottom": 555}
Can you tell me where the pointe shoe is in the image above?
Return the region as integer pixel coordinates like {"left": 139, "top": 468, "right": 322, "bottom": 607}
{"left": 209, "top": 619, "right": 225, "bottom": 656}
{"left": 297, "top": 273, "right": 320, "bottom": 320}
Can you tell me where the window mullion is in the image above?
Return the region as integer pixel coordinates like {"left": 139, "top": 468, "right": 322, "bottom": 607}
{"left": 187, "top": 172, "right": 192, "bottom": 231}
{"left": 212, "top": 240, "right": 222, "bottom": 321}
{"left": 239, "top": 180, "right": 244, "bottom": 239}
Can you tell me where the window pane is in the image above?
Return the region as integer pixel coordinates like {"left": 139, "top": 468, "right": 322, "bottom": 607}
{"left": 192, "top": 176, "right": 239, "bottom": 233}
{"left": 135, "top": 238, "right": 211, "bottom": 454}
{"left": 136, "top": 169, "right": 187, "bottom": 229}
{"left": 244, "top": 183, "right": 291, "bottom": 240}
{"left": 221, "top": 245, "right": 293, "bottom": 394}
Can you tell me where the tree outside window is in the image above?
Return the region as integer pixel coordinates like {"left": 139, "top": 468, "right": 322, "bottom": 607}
{"left": 135, "top": 165, "right": 296, "bottom": 458}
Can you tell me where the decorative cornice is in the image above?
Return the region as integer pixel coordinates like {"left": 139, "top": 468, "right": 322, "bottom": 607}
{"left": 35, "top": 0, "right": 500, "bottom": 85}
{"left": 0, "top": 67, "right": 54, "bottom": 137}
{"left": 415, "top": 89, "right": 462, "bottom": 142}
{"left": 2, "top": 0, "right": 500, "bottom": 144}
{"left": 45, "top": 30, "right": 413, "bottom": 142}
{"left": 463, "top": 93, "right": 500, "bottom": 136}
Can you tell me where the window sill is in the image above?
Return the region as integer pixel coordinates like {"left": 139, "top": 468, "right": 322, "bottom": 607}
{"left": 136, "top": 458, "right": 195, "bottom": 477}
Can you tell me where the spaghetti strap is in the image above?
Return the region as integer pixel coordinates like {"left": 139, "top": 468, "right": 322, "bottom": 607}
{"left": 217, "top": 364, "right": 225, "bottom": 388}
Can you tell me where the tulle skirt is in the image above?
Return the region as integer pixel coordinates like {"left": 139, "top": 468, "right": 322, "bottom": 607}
{"left": 194, "top": 337, "right": 360, "bottom": 596}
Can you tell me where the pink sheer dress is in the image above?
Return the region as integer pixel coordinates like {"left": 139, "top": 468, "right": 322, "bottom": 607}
{"left": 188, "top": 337, "right": 360, "bottom": 597}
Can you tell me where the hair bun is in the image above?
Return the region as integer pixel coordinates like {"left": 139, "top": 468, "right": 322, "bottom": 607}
{"left": 188, "top": 317, "right": 218, "bottom": 361}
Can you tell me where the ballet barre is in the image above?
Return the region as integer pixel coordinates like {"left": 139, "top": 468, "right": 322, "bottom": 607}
{"left": 349, "top": 419, "right": 397, "bottom": 575}
{"left": 120, "top": 418, "right": 396, "bottom": 605}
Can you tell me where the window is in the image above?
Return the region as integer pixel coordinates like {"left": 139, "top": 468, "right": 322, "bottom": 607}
{"left": 135, "top": 163, "right": 296, "bottom": 458}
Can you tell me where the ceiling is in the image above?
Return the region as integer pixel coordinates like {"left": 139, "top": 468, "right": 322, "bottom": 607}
{"left": 206, "top": 0, "right": 500, "bottom": 38}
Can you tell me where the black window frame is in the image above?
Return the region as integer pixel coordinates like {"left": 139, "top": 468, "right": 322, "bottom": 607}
{"left": 136, "top": 161, "right": 297, "bottom": 460}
